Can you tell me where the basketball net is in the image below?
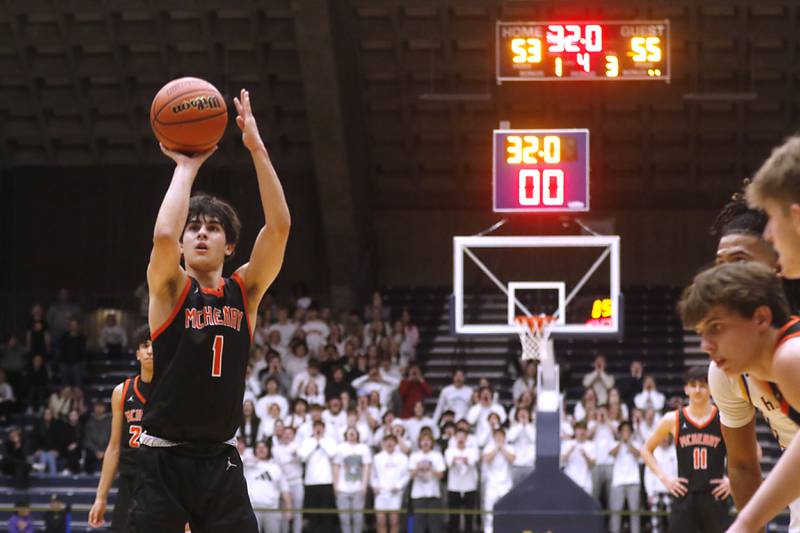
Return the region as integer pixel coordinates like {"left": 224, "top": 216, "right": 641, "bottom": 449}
{"left": 515, "top": 315, "right": 557, "bottom": 363}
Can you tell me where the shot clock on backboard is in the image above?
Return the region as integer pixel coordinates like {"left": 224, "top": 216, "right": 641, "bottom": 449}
{"left": 493, "top": 129, "right": 589, "bottom": 213}
{"left": 496, "top": 20, "right": 670, "bottom": 82}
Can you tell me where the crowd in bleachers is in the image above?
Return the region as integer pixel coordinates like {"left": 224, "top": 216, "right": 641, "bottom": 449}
{"left": 0, "top": 286, "right": 685, "bottom": 533}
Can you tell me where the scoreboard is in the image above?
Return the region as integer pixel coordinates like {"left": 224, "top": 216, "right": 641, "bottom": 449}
{"left": 496, "top": 20, "right": 669, "bottom": 82}
{"left": 493, "top": 129, "right": 589, "bottom": 213}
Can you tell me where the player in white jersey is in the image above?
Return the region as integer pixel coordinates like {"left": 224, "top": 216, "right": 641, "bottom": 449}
{"left": 706, "top": 190, "right": 800, "bottom": 531}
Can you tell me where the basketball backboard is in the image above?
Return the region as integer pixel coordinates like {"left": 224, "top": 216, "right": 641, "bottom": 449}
{"left": 452, "top": 235, "right": 621, "bottom": 337}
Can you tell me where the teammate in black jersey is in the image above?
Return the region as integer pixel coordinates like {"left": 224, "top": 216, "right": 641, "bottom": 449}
{"left": 127, "top": 88, "right": 290, "bottom": 533}
{"left": 640, "top": 366, "right": 732, "bottom": 532}
{"left": 88, "top": 329, "right": 153, "bottom": 531}
{"left": 679, "top": 261, "right": 800, "bottom": 532}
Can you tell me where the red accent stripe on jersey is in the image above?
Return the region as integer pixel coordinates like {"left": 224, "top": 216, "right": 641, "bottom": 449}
{"left": 682, "top": 406, "right": 718, "bottom": 430}
{"left": 777, "top": 332, "right": 800, "bottom": 350}
{"left": 231, "top": 273, "right": 253, "bottom": 342}
{"left": 200, "top": 278, "right": 226, "bottom": 297}
{"left": 152, "top": 277, "right": 192, "bottom": 341}
{"left": 775, "top": 317, "right": 800, "bottom": 348}
{"left": 120, "top": 378, "right": 131, "bottom": 412}
{"left": 133, "top": 375, "right": 147, "bottom": 405}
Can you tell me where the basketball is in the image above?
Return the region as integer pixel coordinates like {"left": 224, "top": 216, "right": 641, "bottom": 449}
{"left": 150, "top": 77, "right": 227, "bottom": 153}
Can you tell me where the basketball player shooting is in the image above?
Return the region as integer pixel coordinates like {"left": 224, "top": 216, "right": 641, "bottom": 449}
{"left": 127, "top": 88, "right": 290, "bottom": 533}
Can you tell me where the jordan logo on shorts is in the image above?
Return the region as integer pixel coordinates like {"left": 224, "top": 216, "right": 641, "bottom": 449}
{"left": 226, "top": 457, "right": 237, "bottom": 471}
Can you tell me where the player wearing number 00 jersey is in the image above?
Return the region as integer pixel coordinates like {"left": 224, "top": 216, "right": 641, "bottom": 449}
{"left": 128, "top": 88, "right": 290, "bottom": 533}
{"left": 88, "top": 330, "right": 153, "bottom": 532}
{"left": 640, "top": 366, "right": 732, "bottom": 533}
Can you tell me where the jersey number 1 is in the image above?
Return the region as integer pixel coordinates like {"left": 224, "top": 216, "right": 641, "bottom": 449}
{"left": 693, "top": 447, "right": 708, "bottom": 470}
{"left": 212, "top": 335, "right": 224, "bottom": 377}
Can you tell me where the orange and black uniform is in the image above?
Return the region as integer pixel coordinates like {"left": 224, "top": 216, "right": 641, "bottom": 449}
{"left": 111, "top": 375, "right": 149, "bottom": 532}
{"left": 128, "top": 275, "right": 258, "bottom": 533}
{"left": 667, "top": 406, "right": 731, "bottom": 533}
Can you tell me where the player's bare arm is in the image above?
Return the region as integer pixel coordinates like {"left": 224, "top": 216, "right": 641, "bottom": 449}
{"left": 640, "top": 410, "right": 688, "bottom": 497}
{"left": 720, "top": 420, "right": 762, "bottom": 512}
{"left": 88, "top": 383, "right": 124, "bottom": 528}
{"left": 148, "top": 144, "right": 217, "bottom": 330}
{"left": 231, "top": 89, "right": 291, "bottom": 320}
{"left": 731, "top": 339, "right": 800, "bottom": 531}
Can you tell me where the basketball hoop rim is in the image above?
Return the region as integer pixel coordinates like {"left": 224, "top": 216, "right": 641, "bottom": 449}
{"left": 514, "top": 314, "right": 558, "bottom": 331}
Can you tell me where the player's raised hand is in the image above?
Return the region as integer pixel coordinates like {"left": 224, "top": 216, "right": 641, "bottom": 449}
{"left": 88, "top": 499, "right": 106, "bottom": 528}
{"left": 663, "top": 475, "right": 689, "bottom": 497}
{"left": 710, "top": 477, "right": 731, "bottom": 500}
{"left": 233, "top": 88, "right": 265, "bottom": 153}
{"left": 159, "top": 143, "right": 217, "bottom": 170}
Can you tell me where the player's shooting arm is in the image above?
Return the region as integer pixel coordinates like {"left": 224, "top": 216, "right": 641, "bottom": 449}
{"left": 731, "top": 342, "right": 800, "bottom": 531}
{"left": 232, "top": 89, "right": 291, "bottom": 307}
{"left": 148, "top": 146, "right": 215, "bottom": 300}
{"left": 88, "top": 384, "right": 124, "bottom": 527}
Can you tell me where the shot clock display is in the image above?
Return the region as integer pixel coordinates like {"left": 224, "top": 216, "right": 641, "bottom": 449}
{"left": 496, "top": 20, "right": 669, "bottom": 82}
{"left": 493, "top": 129, "right": 589, "bottom": 213}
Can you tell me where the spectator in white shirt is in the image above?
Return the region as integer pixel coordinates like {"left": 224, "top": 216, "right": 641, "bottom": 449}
{"left": 561, "top": 421, "right": 596, "bottom": 495}
{"left": 323, "top": 396, "right": 348, "bottom": 439}
{"left": 433, "top": 368, "right": 473, "bottom": 424}
{"left": 588, "top": 407, "right": 617, "bottom": 507}
{"left": 477, "top": 412, "right": 503, "bottom": 449}
{"left": 466, "top": 387, "right": 507, "bottom": 444}
{"left": 372, "top": 434, "right": 409, "bottom": 533}
{"left": 644, "top": 433, "right": 677, "bottom": 533}
{"left": 391, "top": 422, "right": 413, "bottom": 455}
{"left": 636, "top": 407, "right": 660, "bottom": 445}
{"left": 99, "top": 313, "right": 127, "bottom": 356}
{"left": 372, "top": 411, "right": 398, "bottom": 449}
{"left": 272, "top": 426, "right": 304, "bottom": 533}
{"left": 245, "top": 440, "right": 291, "bottom": 533}
{"left": 607, "top": 387, "right": 629, "bottom": 421}
{"left": 482, "top": 428, "right": 516, "bottom": 533}
{"left": 244, "top": 364, "right": 262, "bottom": 405}
{"left": 300, "top": 381, "right": 325, "bottom": 409}
{"left": 405, "top": 401, "right": 439, "bottom": 448}
{"left": 572, "top": 388, "right": 598, "bottom": 423}
{"left": 508, "top": 390, "right": 535, "bottom": 426}
{"left": 341, "top": 409, "right": 372, "bottom": 445}
{"left": 444, "top": 428, "right": 480, "bottom": 532}
{"left": 290, "top": 357, "right": 327, "bottom": 399}
{"left": 507, "top": 408, "right": 536, "bottom": 486}
{"left": 268, "top": 306, "right": 298, "bottom": 348}
{"left": 302, "top": 307, "right": 331, "bottom": 356}
{"left": 256, "top": 403, "right": 283, "bottom": 442}
{"left": 608, "top": 421, "right": 641, "bottom": 533}
{"left": 284, "top": 341, "right": 310, "bottom": 383}
{"left": 582, "top": 355, "right": 615, "bottom": 406}
{"left": 634, "top": 376, "right": 666, "bottom": 413}
{"left": 352, "top": 363, "right": 399, "bottom": 407}
{"left": 333, "top": 427, "right": 372, "bottom": 533}
{"left": 255, "top": 377, "right": 289, "bottom": 422}
{"left": 409, "top": 433, "right": 446, "bottom": 533}
{"left": 261, "top": 351, "right": 292, "bottom": 396}
{"left": 298, "top": 420, "right": 338, "bottom": 529}
{"left": 512, "top": 360, "right": 537, "bottom": 402}
{"left": 284, "top": 398, "right": 309, "bottom": 432}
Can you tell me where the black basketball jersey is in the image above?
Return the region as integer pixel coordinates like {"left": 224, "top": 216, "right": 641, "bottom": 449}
{"left": 143, "top": 274, "right": 252, "bottom": 442}
{"left": 119, "top": 375, "right": 150, "bottom": 475}
{"left": 675, "top": 405, "right": 726, "bottom": 492}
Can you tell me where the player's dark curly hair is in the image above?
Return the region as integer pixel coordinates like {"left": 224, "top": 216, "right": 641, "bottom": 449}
{"left": 709, "top": 179, "right": 768, "bottom": 238}
{"left": 184, "top": 193, "right": 242, "bottom": 260}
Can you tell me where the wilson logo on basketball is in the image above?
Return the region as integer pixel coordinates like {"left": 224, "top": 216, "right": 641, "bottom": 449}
{"left": 171, "top": 95, "right": 222, "bottom": 114}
